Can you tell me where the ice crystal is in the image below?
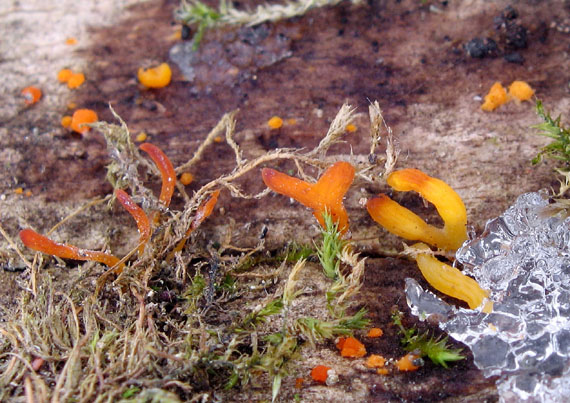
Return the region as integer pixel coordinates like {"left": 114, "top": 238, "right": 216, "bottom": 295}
{"left": 406, "top": 192, "right": 570, "bottom": 402}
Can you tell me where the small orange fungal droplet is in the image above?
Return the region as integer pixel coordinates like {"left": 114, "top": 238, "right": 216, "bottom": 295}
{"left": 365, "top": 354, "right": 386, "bottom": 368}
{"left": 267, "top": 116, "right": 283, "bottom": 129}
{"left": 135, "top": 132, "right": 148, "bottom": 142}
{"left": 14, "top": 187, "right": 24, "bottom": 195}
{"left": 508, "top": 80, "right": 534, "bottom": 102}
{"left": 337, "top": 336, "right": 366, "bottom": 358}
{"left": 21, "top": 86, "right": 42, "bottom": 105}
{"left": 180, "top": 172, "right": 194, "bottom": 186}
{"left": 61, "top": 115, "right": 72, "bottom": 128}
{"left": 138, "top": 63, "right": 172, "bottom": 89}
{"left": 65, "top": 37, "right": 77, "bottom": 45}
{"left": 295, "top": 377, "right": 304, "bottom": 389}
{"left": 58, "top": 68, "right": 73, "bottom": 83}
{"left": 345, "top": 123, "right": 357, "bottom": 133}
{"left": 25, "top": 190, "right": 32, "bottom": 197}
{"left": 481, "top": 81, "right": 508, "bottom": 111}
{"left": 71, "top": 109, "right": 98, "bottom": 134}
{"left": 67, "top": 102, "right": 77, "bottom": 110}
{"left": 396, "top": 353, "right": 421, "bottom": 372}
{"left": 310, "top": 365, "right": 331, "bottom": 383}
{"left": 367, "top": 328, "right": 383, "bottom": 338}
{"left": 67, "top": 73, "right": 85, "bottom": 89}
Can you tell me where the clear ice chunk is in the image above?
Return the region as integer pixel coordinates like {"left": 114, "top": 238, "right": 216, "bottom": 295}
{"left": 405, "top": 192, "right": 570, "bottom": 402}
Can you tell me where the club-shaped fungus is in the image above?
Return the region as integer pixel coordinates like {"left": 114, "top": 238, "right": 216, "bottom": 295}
{"left": 170, "top": 190, "right": 220, "bottom": 257}
{"left": 19, "top": 228, "right": 124, "bottom": 272}
{"left": 481, "top": 81, "right": 508, "bottom": 111}
{"left": 115, "top": 189, "right": 151, "bottom": 255}
{"left": 366, "top": 168, "right": 467, "bottom": 251}
{"left": 137, "top": 63, "right": 172, "bottom": 89}
{"left": 262, "top": 161, "right": 355, "bottom": 234}
{"left": 21, "top": 86, "right": 42, "bottom": 105}
{"left": 71, "top": 109, "right": 98, "bottom": 134}
{"left": 413, "top": 242, "right": 491, "bottom": 312}
{"left": 139, "top": 142, "right": 176, "bottom": 208}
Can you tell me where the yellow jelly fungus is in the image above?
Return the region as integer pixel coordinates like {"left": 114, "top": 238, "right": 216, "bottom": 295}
{"left": 481, "top": 81, "right": 508, "bottom": 111}
{"left": 267, "top": 116, "right": 283, "bottom": 129}
{"left": 67, "top": 73, "right": 85, "bottom": 89}
{"left": 137, "top": 63, "right": 172, "bottom": 89}
{"left": 367, "top": 168, "right": 467, "bottom": 251}
{"left": 508, "top": 80, "right": 534, "bottom": 102}
{"left": 413, "top": 243, "right": 492, "bottom": 312}
{"left": 61, "top": 115, "right": 72, "bottom": 128}
{"left": 135, "top": 132, "right": 148, "bottom": 142}
{"left": 345, "top": 123, "right": 357, "bottom": 133}
{"left": 180, "top": 172, "right": 194, "bottom": 186}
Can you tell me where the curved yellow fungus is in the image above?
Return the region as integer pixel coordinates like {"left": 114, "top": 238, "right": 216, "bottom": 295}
{"left": 138, "top": 63, "right": 172, "bottom": 89}
{"left": 367, "top": 168, "right": 467, "bottom": 251}
{"left": 413, "top": 243, "right": 492, "bottom": 312}
{"left": 481, "top": 81, "right": 507, "bottom": 111}
{"left": 508, "top": 80, "right": 534, "bottom": 102}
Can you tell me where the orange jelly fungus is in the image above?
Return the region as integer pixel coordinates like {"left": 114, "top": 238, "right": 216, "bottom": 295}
{"left": 367, "top": 328, "right": 384, "bottom": 338}
{"left": 19, "top": 229, "right": 123, "bottom": 271}
{"left": 67, "top": 73, "right": 85, "bottom": 89}
{"left": 366, "top": 168, "right": 467, "bottom": 251}
{"left": 137, "top": 63, "right": 172, "bottom": 89}
{"left": 180, "top": 172, "right": 194, "bottom": 186}
{"left": 508, "top": 80, "right": 534, "bottom": 102}
{"left": 336, "top": 336, "right": 366, "bottom": 358}
{"left": 139, "top": 143, "right": 176, "bottom": 208}
{"left": 61, "top": 115, "right": 72, "bottom": 128}
{"left": 310, "top": 365, "right": 331, "bottom": 383}
{"left": 481, "top": 81, "right": 508, "bottom": 111}
{"left": 395, "top": 353, "right": 421, "bottom": 372}
{"left": 267, "top": 116, "right": 283, "bottom": 129}
{"left": 115, "top": 189, "right": 151, "bottom": 255}
{"left": 57, "top": 68, "right": 73, "bottom": 83}
{"left": 21, "top": 86, "right": 42, "bottom": 105}
{"left": 71, "top": 109, "right": 98, "bottom": 134}
{"left": 365, "top": 354, "right": 386, "bottom": 369}
{"left": 262, "top": 161, "right": 355, "bottom": 234}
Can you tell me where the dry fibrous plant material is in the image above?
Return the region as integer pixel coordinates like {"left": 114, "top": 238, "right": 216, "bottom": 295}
{"left": 1, "top": 101, "right": 398, "bottom": 401}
